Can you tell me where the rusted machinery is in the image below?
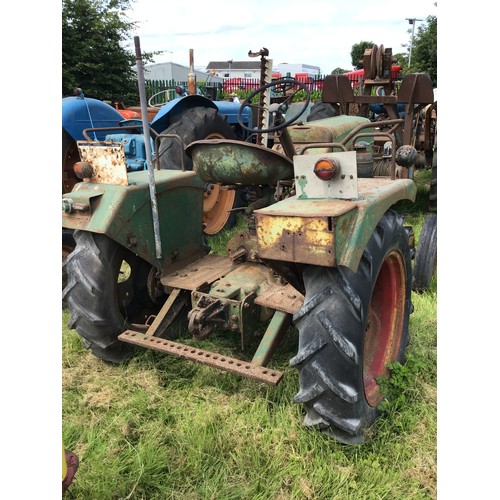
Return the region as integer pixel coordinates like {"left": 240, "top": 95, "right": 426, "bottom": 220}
{"left": 63, "top": 40, "right": 435, "bottom": 444}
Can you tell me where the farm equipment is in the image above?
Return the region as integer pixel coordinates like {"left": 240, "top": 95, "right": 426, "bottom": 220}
{"left": 63, "top": 40, "right": 435, "bottom": 444}
{"left": 62, "top": 50, "right": 253, "bottom": 238}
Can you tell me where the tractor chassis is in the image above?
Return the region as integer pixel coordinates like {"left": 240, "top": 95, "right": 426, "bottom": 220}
{"left": 118, "top": 249, "right": 304, "bottom": 385}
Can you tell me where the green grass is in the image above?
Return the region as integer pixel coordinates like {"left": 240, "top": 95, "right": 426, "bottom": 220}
{"left": 63, "top": 169, "right": 436, "bottom": 499}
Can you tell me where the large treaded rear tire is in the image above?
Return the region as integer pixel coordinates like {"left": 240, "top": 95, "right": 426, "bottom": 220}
{"left": 158, "top": 106, "right": 240, "bottom": 235}
{"left": 429, "top": 148, "right": 437, "bottom": 212}
{"left": 412, "top": 214, "right": 437, "bottom": 292}
{"left": 291, "top": 211, "right": 412, "bottom": 444}
{"left": 62, "top": 231, "right": 164, "bottom": 363}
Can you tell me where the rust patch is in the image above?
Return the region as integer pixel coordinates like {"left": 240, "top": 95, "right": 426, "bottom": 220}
{"left": 77, "top": 141, "right": 129, "bottom": 186}
{"left": 256, "top": 214, "right": 335, "bottom": 266}
{"left": 254, "top": 283, "right": 304, "bottom": 314}
{"left": 161, "top": 254, "right": 236, "bottom": 290}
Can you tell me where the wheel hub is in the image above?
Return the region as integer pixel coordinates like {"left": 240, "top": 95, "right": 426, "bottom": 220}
{"left": 363, "top": 251, "right": 406, "bottom": 406}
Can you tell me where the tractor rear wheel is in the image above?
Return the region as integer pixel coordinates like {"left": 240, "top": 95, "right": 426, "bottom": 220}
{"left": 412, "top": 214, "right": 437, "bottom": 292}
{"left": 429, "top": 148, "right": 437, "bottom": 212}
{"left": 157, "top": 106, "right": 240, "bottom": 235}
{"left": 63, "top": 231, "right": 171, "bottom": 363}
{"left": 291, "top": 211, "right": 412, "bottom": 444}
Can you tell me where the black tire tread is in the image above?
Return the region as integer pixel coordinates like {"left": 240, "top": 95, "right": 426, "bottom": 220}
{"left": 63, "top": 231, "right": 144, "bottom": 363}
{"left": 412, "top": 214, "right": 437, "bottom": 292}
{"left": 291, "top": 211, "right": 412, "bottom": 444}
{"left": 158, "top": 107, "right": 236, "bottom": 171}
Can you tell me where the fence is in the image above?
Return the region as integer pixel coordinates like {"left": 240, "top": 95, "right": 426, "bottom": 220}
{"left": 144, "top": 70, "right": 403, "bottom": 102}
{"left": 144, "top": 75, "right": 328, "bottom": 102}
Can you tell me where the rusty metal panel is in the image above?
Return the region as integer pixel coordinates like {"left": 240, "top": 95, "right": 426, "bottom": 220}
{"left": 77, "top": 141, "right": 129, "bottom": 186}
{"left": 256, "top": 213, "right": 336, "bottom": 266}
{"left": 255, "top": 196, "right": 357, "bottom": 218}
{"left": 254, "top": 283, "right": 304, "bottom": 314}
{"left": 161, "top": 254, "right": 236, "bottom": 290}
{"left": 255, "top": 178, "right": 416, "bottom": 271}
{"left": 118, "top": 331, "right": 284, "bottom": 386}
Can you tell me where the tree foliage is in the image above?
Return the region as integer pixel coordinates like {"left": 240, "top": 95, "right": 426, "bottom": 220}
{"left": 407, "top": 15, "right": 437, "bottom": 86}
{"left": 331, "top": 67, "right": 348, "bottom": 75}
{"left": 350, "top": 41, "right": 374, "bottom": 70}
{"left": 62, "top": 0, "right": 141, "bottom": 103}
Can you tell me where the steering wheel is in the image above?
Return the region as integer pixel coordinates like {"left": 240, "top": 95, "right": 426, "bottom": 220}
{"left": 237, "top": 78, "right": 311, "bottom": 134}
{"left": 148, "top": 89, "right": 176, "bottom": 108}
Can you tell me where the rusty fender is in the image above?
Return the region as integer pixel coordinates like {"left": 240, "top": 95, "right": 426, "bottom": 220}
{"left": 255, "top": 178, "right": 416, "bottom": 272}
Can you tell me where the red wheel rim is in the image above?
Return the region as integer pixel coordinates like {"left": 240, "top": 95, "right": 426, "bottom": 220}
{"left": 363, "top": 250, "right": 406, "bottom": 406}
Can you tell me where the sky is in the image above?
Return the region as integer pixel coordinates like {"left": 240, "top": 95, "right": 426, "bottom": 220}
{"left": 124, "top": 0, "right": 438, "bottom": 73}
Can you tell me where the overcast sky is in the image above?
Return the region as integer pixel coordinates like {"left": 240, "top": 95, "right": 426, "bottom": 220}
{"left": 125, "top": 0, "right": 438, "bottom": 73}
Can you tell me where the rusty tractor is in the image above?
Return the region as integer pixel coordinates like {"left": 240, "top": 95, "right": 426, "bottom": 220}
{"left": 62, "top": 41, "right": 435, "bottom": 444}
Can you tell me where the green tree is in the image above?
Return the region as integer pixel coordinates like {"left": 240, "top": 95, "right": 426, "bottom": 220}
{"left": 62, "top": 0, "right": 141, "bottom": 103}
{"left": 351, "top": 41, "right": 374, "bottom": 69}
{"left": 331, "top": 67, "right": 348, "bottom": 75}
{"left": 407, "top": 15, "right": 437, "bottom": 86}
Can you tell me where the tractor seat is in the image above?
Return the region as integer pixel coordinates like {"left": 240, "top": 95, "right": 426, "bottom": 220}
{"left": 186, "top": 139, "right": 294, "bottom": 185}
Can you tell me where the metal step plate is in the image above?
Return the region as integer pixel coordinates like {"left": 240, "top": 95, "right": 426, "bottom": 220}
{"left": 118, "top": 330, "right": 284, "bottom": 386}
{"left": 161, "top": 254, "right": 236, "bottom": 290}
{"left": 254, "top": 283, "right": 304, "bottom": 314}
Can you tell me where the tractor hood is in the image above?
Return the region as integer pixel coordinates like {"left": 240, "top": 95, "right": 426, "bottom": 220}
{"left": 62, "top": 96, "right": 124, "bottom": 141}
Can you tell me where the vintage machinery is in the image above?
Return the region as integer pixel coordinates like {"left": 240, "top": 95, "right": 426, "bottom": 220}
{"left": 63, "top": 41, "right": 435, "bottom": 444}
{"left": 62, "top": 50, "right": 253, "bottom": 238}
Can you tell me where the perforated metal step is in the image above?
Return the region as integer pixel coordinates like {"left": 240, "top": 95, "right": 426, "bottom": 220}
{"left": 118, "top": 330, "right": 284, "bottom": 386}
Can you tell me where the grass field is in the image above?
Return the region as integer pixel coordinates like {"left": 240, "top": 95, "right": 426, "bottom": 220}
{"left": 62, "top": 169, "right": 437, "bottom": 499}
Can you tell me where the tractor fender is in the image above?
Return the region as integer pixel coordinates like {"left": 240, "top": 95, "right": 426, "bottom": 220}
{"left": 150, "top": 94, "right": 218, "bottom": 134}
{"left": 62, "top": 169, "right": 206, "bottom": 269}
{"left": 254, "top": 179, "right": 416, "bottom": 273}
{"left": 62, "top": 96, "right": 124, "bottom": 141}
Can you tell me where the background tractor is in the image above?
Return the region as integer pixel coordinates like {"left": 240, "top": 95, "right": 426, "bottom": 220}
{"left": 62, "top": 39, "right": 435, "bottom": 444}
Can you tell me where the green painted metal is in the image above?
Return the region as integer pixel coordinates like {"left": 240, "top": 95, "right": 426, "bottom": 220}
{"left": 302, "top": 115, "right": 374, "bottom": 149}
{"left": 62, "top": 170, "right": 205, "bottom": 268}
{"left": 186, "top": 139, "right": 294, "bottom": 185}
{"left": 251, "top": 310, "right": 292, "bottom": 367}
{"left": 255, "top": 177, "right": 416, "bottom": 273}
{"left": 190, "top": 262, "right": 283, "bottom": 349}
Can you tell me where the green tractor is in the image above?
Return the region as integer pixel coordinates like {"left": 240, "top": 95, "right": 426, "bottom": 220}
{"left": 62, "top": 45, "right": 434, "bottom": 444}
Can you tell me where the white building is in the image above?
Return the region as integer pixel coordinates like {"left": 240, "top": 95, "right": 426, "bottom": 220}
{"left": 205, "top": 60, "right": 321, "bottom": 80}
{"left": 205, "top": 60, "right": 262, "bottom": 80}
{"left": 140, "top": 60, "right": 321, "bottom": 83}
{"left": 274, "top": 63, "right": 320, "bottom": 77}
{"left": 141, "top": 62, "right": 224, "bottom": 84}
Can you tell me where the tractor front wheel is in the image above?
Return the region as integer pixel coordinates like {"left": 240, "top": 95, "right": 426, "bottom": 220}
{"left": 291, "top": 211, "right": 412, "bottom": 444}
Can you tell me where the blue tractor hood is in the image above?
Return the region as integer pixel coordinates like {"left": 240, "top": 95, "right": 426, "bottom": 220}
{"left": 62, "top": 96, "right": 124, "bottom": 141}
